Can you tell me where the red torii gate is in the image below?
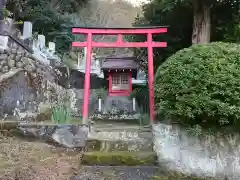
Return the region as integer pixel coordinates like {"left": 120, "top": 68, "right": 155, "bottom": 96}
{"left": 72, "top": 27, "right": 168, "bottom": 124}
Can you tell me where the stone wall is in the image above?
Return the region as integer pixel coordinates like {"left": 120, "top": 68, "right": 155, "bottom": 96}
{"left": 7, "top": 34, "right": 33, "bottom": 53}
{"left": 0, "top": 70, "right": 36, "bottom": 115}
{"left": 0, "top": 46, "right": 141, "bottom": 119}
{"left": 0, "top": 46, "right": 80, "bottom": 118}
{"left": 153, "top": 123, "right": 240, "bottom": 179}
{"left": 74, "top": 89, "right": 107, "bottom": 116}
{"left": 0, "top": 46, "right": 109, "bottom": 119}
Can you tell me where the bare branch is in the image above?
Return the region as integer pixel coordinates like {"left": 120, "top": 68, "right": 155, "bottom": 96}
{"left": 67, "top": 0, "right": 145, "bottom": 66}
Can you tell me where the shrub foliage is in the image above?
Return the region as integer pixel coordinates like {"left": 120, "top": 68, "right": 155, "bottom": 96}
{"left": 155, "top": 42, "right": 240, "bottom": 127}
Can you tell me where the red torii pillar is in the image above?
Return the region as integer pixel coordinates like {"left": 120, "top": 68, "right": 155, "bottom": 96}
{"left": 72, "top": 27, "right": 168, "bottom": 124}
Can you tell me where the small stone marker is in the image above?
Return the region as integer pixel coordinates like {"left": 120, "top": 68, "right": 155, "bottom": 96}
{"left": 22, "top": 21, "right": 32, "bottom": 39}
{"left": 48, "top": 42, "right": 55, "bottom": 52}
{"left": 38, "top": 34, "right": 45, "bottom": 49}
{"left": 0, "top": 35, "right": 8, "bottom": 49}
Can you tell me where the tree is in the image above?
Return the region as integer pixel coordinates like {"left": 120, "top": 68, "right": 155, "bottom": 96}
{"left": 75, "top": 0, "right": 138, "bottom": 57}
{"left": 6, "top": 0, "right": 88, "bottom": 18}
{"left": 130, "top": 0, "right": 194, "bottom": 72}
{"left": 160, "top": 0, "right": 239, "bottom": 44}
{"left": 64, "top": 0, "right": 139, "bottom": 68}
{"left": 131, "top": 0, "right": 240, "bottom": 70}
{"left": 5, "top": 0, "right": 89, "bottom": 52}
{"left": 191, "top": 0, "right": 211, "bottom": 44}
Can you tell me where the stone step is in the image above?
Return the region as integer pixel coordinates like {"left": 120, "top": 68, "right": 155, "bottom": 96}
{"left": 81, "top": 151, "right": 157, "bottom": 166}
{"left": 92, "top": 118, "right": 141, "bottom": 125}
{"left": 87, "top": 126, "right": 153, "bottom": 152}
{"left": 94, "top": 124, "right": 151, "bottom": 132}
{"left": 86, "top": 138, "right": 153, "bottom": 152}
{"left": 88, "top": 130, "right": 153, "bottom": 141}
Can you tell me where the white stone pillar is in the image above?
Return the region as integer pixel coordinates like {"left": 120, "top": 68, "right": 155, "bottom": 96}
{"left": 38, "top": 34, "right": 45, "bottom": 49}
{"left": 77, "top": 51, "right": 81, "bottom": 68}
{"left": 98, "top": 98, "right": 102, "bottom": 112}
{"left": 48, "top": 42, "right": 55, "bottom": 52}
{"left": 0, "top": 35, "right": 8, "bottom": 49}
{"left": 133, "top": 98, "right": 136, "bottom": 111}
{"left": 22, "top": 21, "right": 32, "bottom": 39}
{"left": 83, "top": 47, "right": 87, "bottom": 69}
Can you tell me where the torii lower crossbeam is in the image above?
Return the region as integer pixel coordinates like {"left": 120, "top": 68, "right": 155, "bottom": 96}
{"left": 72, "top": 27, "right": 168, "bottom": 124}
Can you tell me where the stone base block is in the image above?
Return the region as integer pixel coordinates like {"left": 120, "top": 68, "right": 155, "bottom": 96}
{"left": 87, "top": 139, "right": 153, "bottom": 152}
{"left": 81, "top": 151, "right": 157, "bottom": 166}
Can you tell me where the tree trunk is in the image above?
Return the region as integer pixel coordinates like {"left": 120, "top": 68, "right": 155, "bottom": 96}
{"left": 192, "top": 0, "right": 211, "bottom": 44}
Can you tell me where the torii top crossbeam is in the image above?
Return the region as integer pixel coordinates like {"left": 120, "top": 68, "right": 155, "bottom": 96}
{"left": 72, "top": 26, "right": 167, "bottom": 48}
{"left": 72, "top": 26, "right": 168, "bottom": 124}
{"left": 72, "top": 26, "right": 168, "bottom": 34}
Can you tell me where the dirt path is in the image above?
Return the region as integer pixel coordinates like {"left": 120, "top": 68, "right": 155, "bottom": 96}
{"left": 0, "top": 135, "right": 82, "bottom": 180}
{"left": 0, "top": 135, "right": 161, "bottom": 180}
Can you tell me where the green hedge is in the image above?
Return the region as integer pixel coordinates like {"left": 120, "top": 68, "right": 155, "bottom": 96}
{"left": 155, "top": 42, "right": 240, "bottom": 128}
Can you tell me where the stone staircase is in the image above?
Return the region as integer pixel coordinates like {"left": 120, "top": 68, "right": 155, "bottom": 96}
{"left": 74, "top": 123, "right": 161, "bottom": 180}
{"left": 0, "top": 120, "right": 162, "bottom": 179}
{"left": 82, "top": 124, "right": 157, "bottom": 166}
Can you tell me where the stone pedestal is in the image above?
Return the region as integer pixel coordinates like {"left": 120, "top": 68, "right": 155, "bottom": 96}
{"left": 103, "top": 96, "right": 139, "bottom": 114}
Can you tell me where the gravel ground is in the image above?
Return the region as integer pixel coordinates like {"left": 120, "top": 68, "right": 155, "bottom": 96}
{"left": 74, "top": 166, "right": 160, "bottom": 180}
{"left": 0, "top": 134, "right": 160, "bottom": 180}
{"left": 0, "top": 134, "right": 82, "bottom": 180}
{"left": 0, "top": 134, "right": 216, "bottom": 180}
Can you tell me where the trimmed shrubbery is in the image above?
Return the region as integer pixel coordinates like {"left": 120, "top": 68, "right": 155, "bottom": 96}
{"left": 155, "top": 42, "right": 240, "bottom": 129}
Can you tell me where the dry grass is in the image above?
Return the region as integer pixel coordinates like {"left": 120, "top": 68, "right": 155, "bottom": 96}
{"left": 0, "top": 134, "right": 82, "bottom": 180}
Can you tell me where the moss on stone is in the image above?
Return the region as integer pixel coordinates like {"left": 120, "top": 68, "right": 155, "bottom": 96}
{"left": 86, "top": 139, "right": 102, "bottom": 151}
{"left": 35, "top": 113, "right": 51, "bottom": 122}
{"left": 36, "top": 106, "right": 52, "bottom": 122}
{"left": 4, "top": 128, "right": 25, "bottom": 137}
{"left": 0, "top": 121, "right": 18, "bottom": 131}
{"left": 82, "top": 151, "right": 157, "bottom": 166}
{"left": 86, "top": 139, "right": 153, "bottom": 152}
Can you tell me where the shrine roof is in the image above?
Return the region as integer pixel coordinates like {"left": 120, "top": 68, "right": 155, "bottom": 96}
{"left": 101, "top": 57, "right": 139, "bottom": 70}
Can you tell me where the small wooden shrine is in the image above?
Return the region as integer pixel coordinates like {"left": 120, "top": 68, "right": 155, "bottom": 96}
{"left": 101, "top": 57, "right": 138, "bottom": 96}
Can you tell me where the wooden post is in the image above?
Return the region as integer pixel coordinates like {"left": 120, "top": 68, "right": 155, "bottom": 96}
{"left": 82, "top": 33, "right": 92, "bottom": 124}
{"left": 147, "top": 33, "right": 155, "bottom": 122}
